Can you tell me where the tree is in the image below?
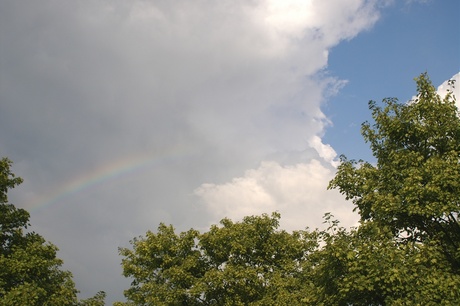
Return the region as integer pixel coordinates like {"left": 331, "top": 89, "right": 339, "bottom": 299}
{"left": 308, "top": 217, "right": 460, "bottom": 305}
{"left": 329, "top": 73, "right": 460, "bottom": 269}
{"left": 116, "top": 213, "right": 318, "bottom": 305}
{"left": 324, "top": 73, "right": 460, "bottom": 304}
{"left": 0, "top": 157, "right": 105, "bottom": 306}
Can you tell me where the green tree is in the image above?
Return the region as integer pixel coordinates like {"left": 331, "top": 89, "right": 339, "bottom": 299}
{"left": 116, "top": 213, "right": 318, "bottom": 305}
{"left": 0, "top": 157, "right": 105, "bottom": 306}
{"left": 330, "top": 73, "right": 460, "bottom": 269}
{"left": 308, "top": 217, "right": 460, "bottom": 305}
{"left": 323, "top": 73, "right": 460, "bottom": 304}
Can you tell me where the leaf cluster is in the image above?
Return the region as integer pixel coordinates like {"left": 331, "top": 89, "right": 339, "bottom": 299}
{"left": 329, "top": 73, "right": 460, "bottom": 271}
{"left": 117, "top": 213, "right": 319, "bottom": 305}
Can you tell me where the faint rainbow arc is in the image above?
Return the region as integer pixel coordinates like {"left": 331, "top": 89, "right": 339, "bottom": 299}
{"left": 29, "top": 147, "right": 197, "bottom": 213}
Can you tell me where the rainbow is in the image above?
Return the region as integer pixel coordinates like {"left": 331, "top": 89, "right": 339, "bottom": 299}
{"left": 28, "top": 145, "right": 197, "bottom": 213}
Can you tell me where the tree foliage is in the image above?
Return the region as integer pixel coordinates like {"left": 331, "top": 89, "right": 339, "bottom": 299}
{"left": 329, "top": 73, "right": 460, "bottom": 271}
{"left": 0, "top": 157, "right": 105, "bottom": 306}
{"left": 308, "top": 218, "right": 460, "bottom": 305}
{"left": 324, "top": 73, "right": 460, "bottom": 304}
{"left": 116, "top": 213, "right": 319, "bottom": 305}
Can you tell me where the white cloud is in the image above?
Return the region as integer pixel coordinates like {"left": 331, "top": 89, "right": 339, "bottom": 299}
{"left": 195, "top": 158, "right": 357, "bottom": 231}
{"left": 437, "top": 72, "right": 460, "bottom": 109}
{"left": 308, "top": 135, "right": 340, "bottom": 167}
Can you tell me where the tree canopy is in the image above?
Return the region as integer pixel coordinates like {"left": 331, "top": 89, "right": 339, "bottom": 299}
{"left": 324, "top": 73, "right": 460, "bottom": 304}
{"left": 329, "top": 73, "right": 460, "bottom": 271}
{"left": 116, "top": 213, "right": 319, "bottom": 305}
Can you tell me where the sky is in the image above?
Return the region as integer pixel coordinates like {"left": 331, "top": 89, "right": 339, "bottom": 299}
{"left": 0, "top": 0, "right": 459, "bottom": 304}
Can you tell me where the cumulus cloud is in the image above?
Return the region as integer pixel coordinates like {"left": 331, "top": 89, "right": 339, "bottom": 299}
{"left": 195, "top": 158, "right": 357, "bottom": 231}
{"left": 437, "top": 72, "right": 460, "bottom": 108}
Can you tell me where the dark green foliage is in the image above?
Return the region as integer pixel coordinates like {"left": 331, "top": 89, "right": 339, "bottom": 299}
{"left": 116, "top": 213, "right": 318, "bottom": 305}
{"left": 309, "top": 220, "right": 460, "bottom": 305}
{"left": 326, "top": 73, "right": 460, "bottom": 304}
{"left": 329, "top": 73, "right": 460, "bottom": 270}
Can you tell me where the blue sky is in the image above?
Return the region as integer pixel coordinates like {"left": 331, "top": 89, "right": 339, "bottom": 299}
{"left": 1, "top": 0, "right": 459, "bottom": 304}
{"left": 324, "top": 0, "right": 460, "bottom": 161}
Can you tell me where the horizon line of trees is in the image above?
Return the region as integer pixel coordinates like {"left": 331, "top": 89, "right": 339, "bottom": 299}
{"left": 1, "top": 73, "right": 459, "bottom": 305}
